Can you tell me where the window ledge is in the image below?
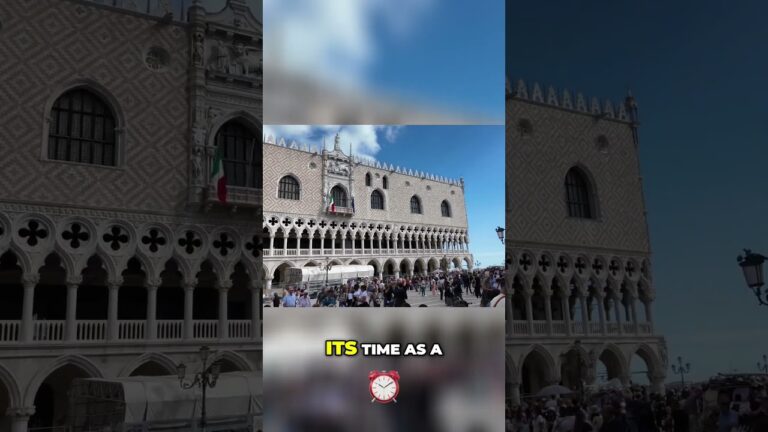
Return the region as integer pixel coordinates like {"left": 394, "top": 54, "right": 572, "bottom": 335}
{"left": 39, "top": 157, "right": 124, "bottom": 171}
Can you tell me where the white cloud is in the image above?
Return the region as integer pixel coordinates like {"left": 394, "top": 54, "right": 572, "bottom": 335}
{"left": 264, "top": 0, "right": 434, "bottom": 86}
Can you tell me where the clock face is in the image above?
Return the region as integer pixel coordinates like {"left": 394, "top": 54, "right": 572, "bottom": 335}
{"left": 370, "top": 374, "right": 398, "bottom": 402}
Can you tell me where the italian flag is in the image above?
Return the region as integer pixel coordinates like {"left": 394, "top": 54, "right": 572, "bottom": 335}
{"left": 327, "top": 192, "right": 335, "bottom": 213}
{"left": 211, "top": 146, "right": 227, "bottom": 203}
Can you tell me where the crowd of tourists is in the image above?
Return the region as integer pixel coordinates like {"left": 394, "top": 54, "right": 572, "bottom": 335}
{"left": 506, "top": 381, "right": 768, "bottom": 432}
{"left": 267, "top": 267, "right": 505, "bottom": 308}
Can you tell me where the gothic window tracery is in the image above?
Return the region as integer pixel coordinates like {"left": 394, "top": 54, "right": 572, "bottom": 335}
{"left": 48, "top": 88, "right": 117, "bottom": 166}
{"left": 214, "top": 120, "right": 261, "bottom": 188}
{"left": 278, "top": 175, "right": 300, "bottom": 200}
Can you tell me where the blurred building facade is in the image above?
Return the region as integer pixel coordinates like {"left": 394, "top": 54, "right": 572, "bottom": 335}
{"left": 0, "top": 0, "right": 262, "bottom": 430}
{"left": 262, "top": 134, "right": 473, "bottom": 293}
{"left": 505, "top": 79, "right": 668, "bottom": 403}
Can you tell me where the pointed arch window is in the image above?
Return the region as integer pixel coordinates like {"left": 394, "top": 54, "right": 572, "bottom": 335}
{"left": 565, "top": 167, "right": 595, "bottom": 219}
{"left": 365, "top": 172, "right": 372, "bottom": 186}
{"left": 382, "top": 175, "right": 389, "bottom": 189}
{"left": 214, "top": 120, "right": 261, "bottom": 188}
{"left": 410, "top": 195, "right": 422, "bottom": 214}
{"left": 441, "top": 200, "right": 451, "bottom": 217}
{"left": 48, "top": 88, "right": 117, "bottom": 166}
{"left": 278, "top": 175, "right": 300, "bottom": 200}
{"left": 331, "top": 185, "right": 348, "bottom": 208}
{"left": 371, "top": 190, "right": 384, "bottom": 210}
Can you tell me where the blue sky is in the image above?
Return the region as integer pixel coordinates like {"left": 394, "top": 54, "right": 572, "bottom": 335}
{"left": 264, "top": 125, "right": 506, "bottom": 267}
{"left": 508, "top": 0, "right": 768, "bottom": 382}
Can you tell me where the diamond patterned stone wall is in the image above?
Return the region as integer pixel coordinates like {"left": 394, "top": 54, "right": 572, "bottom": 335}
{"left": 0, "top": 0, "right": 189, "bottom": 215}
{"left": 506, "top": 97, "right": 650, "bottom": 255}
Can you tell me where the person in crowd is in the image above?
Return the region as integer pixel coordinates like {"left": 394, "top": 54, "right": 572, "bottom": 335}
{"left": 272, "top": 292, "right": 280, "bottom": 307}
{"left": 281, "top": 287, "right": 297, "bottom": 307}
{"left": 297, "top": 291, "right": 311, "bottom": 307}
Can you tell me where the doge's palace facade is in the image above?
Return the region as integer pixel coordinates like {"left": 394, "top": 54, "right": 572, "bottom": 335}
{"left": 0, "top": 1, "right": 262, "bottom": 430}
{"left": 262, "top": 135, "right": 473, "bottom": 292}
{"left": 505, "top": 80, "right": 668, "bottom": 403}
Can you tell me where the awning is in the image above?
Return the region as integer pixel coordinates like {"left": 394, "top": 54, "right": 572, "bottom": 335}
{"left": 74, "top": 372, "right": 262, "bottom": 424}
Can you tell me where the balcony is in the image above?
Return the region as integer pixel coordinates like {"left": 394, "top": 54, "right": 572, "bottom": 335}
{"left": 508, "top": 320, "right": 654, "bottom": 338}
{"left": 326, "top": 206, "right": 355, "bottom": 216}
{"left": 206, "top": 185, "right": 262, "bottom": 208}
{"left": 0, "top": 319, "right": 255, "bottom": 345}
{"left": 263, "top": 248, "right": 471, "bottom": 258}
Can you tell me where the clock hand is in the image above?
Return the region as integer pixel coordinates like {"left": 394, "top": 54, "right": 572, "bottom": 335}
{"left": 382, "top": 382, "right": 393, "bottom": 388}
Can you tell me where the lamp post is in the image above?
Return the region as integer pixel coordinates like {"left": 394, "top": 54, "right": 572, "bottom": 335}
{"left": 324, "top": 256, "right": 332, "bottom": 287}
{"left": 671, "top": 356, "right": 691, "bottom": 387}
{"left": 495, "top": 226, "right": 505, "bottom": 245}
{"left": 736, "top": 249, "right": 768, "bottom": 306}
{"left": 758, "top": 354, "right": 768, "bottom": 374}
{"left": 177, "top": 346, "right": 221, "bottom": 431}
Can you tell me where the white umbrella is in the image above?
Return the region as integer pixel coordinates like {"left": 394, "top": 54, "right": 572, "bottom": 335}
{"left": 599, "top": 378, "right": 625, "bottom": 391}
{"left": 535, "top": 384, "right": 573, "bottom": 398}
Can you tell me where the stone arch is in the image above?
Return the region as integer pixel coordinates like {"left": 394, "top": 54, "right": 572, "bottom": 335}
{"left": 271, "top": 261, "right": 296, "bottom": 286}
{"left": 596, "top": 343, "right": 627, "bottom": 384}
{"left": 558, "top": 342, "right": 591, "bottom": 390}
{"left": 427, "top": 257, "right": 439, "bottom": 273}
{"left": 120, "top": 352, "right": 178, "bottom": 377}
{"left": 631, "top": 343, "right": 663, "bottom": 384}
{"left": 211, "top": 350, "right": 253, "bottom": 372}
{"left": 206, "top": 110, "right": 262, "bottom": 148}
{"left": 41, "top": 79, "right": 127, "bottom": 165}
{"left": 24, "top": 354, "right": 104, "bottom": 407}
{"left": 519, "top": 345, "right": 557, "bottom": 396}
{"left": 383, "top": 258, "right": 397, "bottom": 276}
{"left": 399, "top": 258, "right": 412, "bottom": 275}
{"left": 451, "top": 256, "right": 462, "bottom": 269}
{"left": 414, "top": 258, "right": 426, "bottom": 275}
{"left": 367, "top": 259, "right": 380, "bottom": 276}
{"left": 564, "top": 163, "right": 600, "bottom": 219}
{"left": 0, "top": 362, "right": 21, "bottom": 413}
{"left": 463, "top": 256, "right": 473, "bottom": 270}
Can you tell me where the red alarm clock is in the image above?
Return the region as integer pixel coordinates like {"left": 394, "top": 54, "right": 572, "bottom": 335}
{"left": 368, "top": 370, "right": 400, "bottom": 403}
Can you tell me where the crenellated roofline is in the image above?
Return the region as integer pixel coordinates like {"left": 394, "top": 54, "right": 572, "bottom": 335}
{"left": 263, "top": 135, "right": 465, "bottom": 188}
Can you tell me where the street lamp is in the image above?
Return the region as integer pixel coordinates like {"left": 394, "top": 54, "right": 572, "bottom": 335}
{"left": 495, "top": 226, "right": 505, "bottom": 244}
{"left": 671, "top": 356, "right": 691, "bottom": 387}
{"left": 177, "top": 346, "right": 221, "bottom": 431}
{"left": 736, "top": 249, "right": 768, "bottom": 306}
{"left": 758, "top": 354, "right": 768, "bottom": 374}
{"left": 324, "top": 256, "right": 333, "bottom": 287}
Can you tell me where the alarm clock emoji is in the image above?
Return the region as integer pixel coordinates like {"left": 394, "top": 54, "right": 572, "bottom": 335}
{"left": 368, "top": 370, "right": 400, "bottom": 404}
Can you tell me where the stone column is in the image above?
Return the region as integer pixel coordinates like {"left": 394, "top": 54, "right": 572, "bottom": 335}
{"left": 8, "top": 407, "right": 34, "bottom": 432}
{"left": 509, "top": 381, "right": 521, "bottom": 406}
{"left": 629, "top": 292, "right": 640, "bottom": 335}
{"left": 146, "top": 282, "right": 159, "bottom": 340}
{"left": 183, "top": 280, "right": 195, "bottom": 340}
{"left": 20, "top": 274, "right": 38, "bottom": 343}
{"left": 107, "top": 280, "right": 121, "bottom": 341}
{"left": 596, "top": 293, "right": 607, "bottom": 335}
{"left": 579, "top": 295, "right": 588, "bottom": 335}
{"left": 269, "top": 233, "right": 274, "bottom": 255}
{"left": 650, "top": 373, "right": 666, "bottom": 395}
{"left": 65, "top": 277, "right": 81, "bottom": 342}
{"left": 524, "top": 288, "right": 534, "bottom": 336}
{"left": 562, "top": 292, "right": 572, "bottom": 336}
{"left": 543, "top": 287, "right": 553, "bottom": 336}
{"left": 218, "top": 281, "right": 231, "bottom": 340}
{"left": 265, "top": 277, "right": 273, "bottom": 294}
{"left": 644, "top": 292, "right": 656, "bottom": 333}
{"left": 505, "top": 290, "right": 514, "bottom": 335}
{"left": 250, "top": 281, "right": 260, "bottom": 340}
{"left": 613, "top": 294, "right": 623, "bottom": 335}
